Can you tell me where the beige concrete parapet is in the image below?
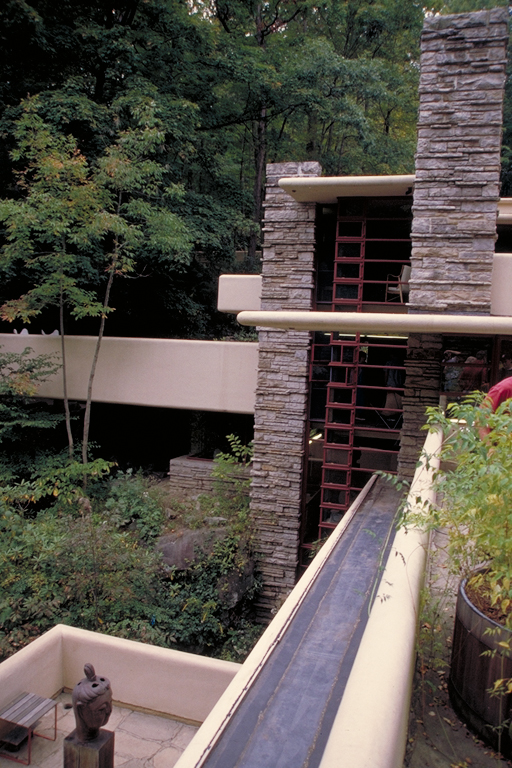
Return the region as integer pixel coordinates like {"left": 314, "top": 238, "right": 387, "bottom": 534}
{"left": 318, "top": 428, "right": 441, "bottom": 768}
{"left": 0, "top": 335, "right": 258, "bottom": 414}
{"left": 217, "top": 275, "right": 262, "bottom": 313}
{"left": 0, "top": 625, "right": 240, "bottom": 724}
{"left": 174, "top": 430, "right": 441, "bottom": 768}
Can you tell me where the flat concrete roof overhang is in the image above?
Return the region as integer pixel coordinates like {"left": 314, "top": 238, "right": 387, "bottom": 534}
{"left": 278, "top": 175, "right": 512, "bottom": 221}
{"left": 237, "top": 310, "right": 512, "bottom": 335}
{"left": 278, "top": 175, "right": 415, "bottom": 202}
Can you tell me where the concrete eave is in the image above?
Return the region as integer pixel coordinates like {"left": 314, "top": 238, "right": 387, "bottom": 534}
{"left": 237, "top": 310, "right": 512, "bottom": 334}
{"left": 278, "top": 175, "right": 415, "bottom": 203}
{"left": 278, "top": 174, "right": 512, "bottom": 218}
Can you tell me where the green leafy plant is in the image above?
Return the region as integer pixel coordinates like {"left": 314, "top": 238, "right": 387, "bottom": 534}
{"left": 397, "top": 395, "right": 512, "bottom": 629}
{"left": 104, "top": 470, "right": 165, "bottom": 543}
{"left": 208, "top": 434, "right": 253, "bottom": 534}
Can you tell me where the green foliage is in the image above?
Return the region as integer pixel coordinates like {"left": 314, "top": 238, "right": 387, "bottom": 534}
{"left": 219, "top": 621, "right": 265, "bottom": 662}
{"left": 105, "top": 470, "right": 165, "bottom": 542}
{"left": 0, "top": 345, "right": 61, "bottom": 445}
{"left": 210, "top": 434, "right": 253, "bottom": 533}
{"left": 0, "top": 462, "right": 261, "bottom": 662}
{"left": 0, "top": 499, "right": 161, "bottom": 658}
{"left": 395, "top": 396, "right": 512, "bottom": 629}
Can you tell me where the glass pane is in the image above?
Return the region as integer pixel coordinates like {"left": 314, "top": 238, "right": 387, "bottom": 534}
{"left": 311, "top": 365, "right": 329, "bottom": 381}
{"left": 313, "top": 345, "right": 332, "bottom": 362}
{"left": 326, "top": 429, "right": 350, "bottom": 445}
{"left": 366, "top": 220, "right": 411, "bottom": 239}
{"left": 338, "top": 199, "right": 364, "bottom": 217}
{"left": 324, "top": 468, "right": 348, "bottom": 486}
{"left": 335, "top": 284, "right": 359, "bottom": 300}
{"left": 365, "top": 241, "right": 411, "bottom": 261}
{"left": 323, "top": 488, "right": 347, "bottom": 505}
{"left": 327, "top": 408, "right": 351, "bottom": 425}
{"left": 329, "top": 388, "right": 353, "bottom": 404}
{"left": 336, "top": 242, "right": 361, "bottom": 259}
{"left": 336, "top": 263, "right": 360, "bottom": 279}
{"left": 338, "top": 222, "right": 363, "bottom": 238}
{"left": 367, "top": 198, "right": 412, "bottom": 218}
{"left": 321, "top": 507, "right": 346, "bottom": 524}
{"left": 330, "top": 366, "right": 351, "bottom": 384}
{"left": 325, "top": 448, "right": 350, "bottom": 464}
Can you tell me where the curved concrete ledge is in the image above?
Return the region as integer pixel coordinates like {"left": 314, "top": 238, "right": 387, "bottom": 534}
{"left": 319, "top": 428, "right": 442, "bottom": 768}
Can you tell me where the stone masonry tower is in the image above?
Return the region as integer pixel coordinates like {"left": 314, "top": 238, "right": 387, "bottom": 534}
{"left": 399, "top": 8, "right": 509, "bottom": 478}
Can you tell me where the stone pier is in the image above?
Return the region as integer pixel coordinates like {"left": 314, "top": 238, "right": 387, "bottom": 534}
{"left": 250, "top": 161, "right": 319, "bottom": 619}
{"left": 399, "top": 8, "right": 509, "bottom": 478}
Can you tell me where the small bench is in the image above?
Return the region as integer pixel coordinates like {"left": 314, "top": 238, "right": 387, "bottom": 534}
{"left": 0, "top": 693, "right": 57, "bottom": 765}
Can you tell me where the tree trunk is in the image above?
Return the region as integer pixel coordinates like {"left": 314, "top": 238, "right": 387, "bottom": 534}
{"left": 59, "top": 284, "right": 74, "bottom": 460}
{"left": 81, "top": 260, "right": 116, "bottom": 466}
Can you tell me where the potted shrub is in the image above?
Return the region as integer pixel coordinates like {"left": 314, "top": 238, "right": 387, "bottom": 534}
{"left": 401, "top": 397, "right": 512, "bottom": 757}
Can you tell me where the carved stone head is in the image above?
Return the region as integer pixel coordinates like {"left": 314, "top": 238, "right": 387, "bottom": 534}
{"left": 72, "top": 663, "right": 112, "bottom": 743}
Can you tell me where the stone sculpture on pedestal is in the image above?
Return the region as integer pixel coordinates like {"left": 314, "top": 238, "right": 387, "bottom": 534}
{"left": 64, "top": 664, "right": 114, "bottom": 768}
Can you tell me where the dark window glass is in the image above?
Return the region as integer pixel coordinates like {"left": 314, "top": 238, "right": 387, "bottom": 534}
{"left": 326, "top": 429, "right": 350, "bottom": 445}
{"left": 338, "top": 199, "right": 364, "bottom": 217}
{"left": 329, "top": 388, "right": 353, "bottom": 404}
{"left": 335, "top": 284, "right": 359, "bottom": 300}
{"left": 325, "top": 448, "right": 350, "bottom": 464}
{"left": 324, "top": 469, "right": 348, "bottom": 486}
{"left": 338, "top": 222, "right": 363, "bottom": 238}
{"left": 366, "top": 198, "right": 412, "bottom": 217}
{"left": 336, "top": 263, "right": 360, "bottom": 279}
{"left": 328, "top": 409, "right": 351, "bottom": 425}
{"left": 365, "top": 242, "right": 411, "bottom": 261}
{"left": 336, "top": 242, "right": 361, "bottom": 259}
{"left": 366, "top": 220, "right": 411, "bottom": 239}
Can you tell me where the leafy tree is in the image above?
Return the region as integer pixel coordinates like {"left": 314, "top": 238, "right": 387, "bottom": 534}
{"left": 0, "top": 92, "right": 193, "bottom": 462}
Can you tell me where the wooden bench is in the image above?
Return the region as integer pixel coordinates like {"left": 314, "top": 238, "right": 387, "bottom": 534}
{"left": 0, "top": 693, "right": 57, "bottom": 765}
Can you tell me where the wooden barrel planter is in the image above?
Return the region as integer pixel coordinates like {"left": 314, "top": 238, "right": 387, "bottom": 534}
{"left": 449, "top": 576, "right": 512, "bottom": 758}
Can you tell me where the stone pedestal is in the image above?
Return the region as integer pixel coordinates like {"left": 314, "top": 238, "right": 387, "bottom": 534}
{"left": 64, "top": 730, "right": 114, "bottom": 768}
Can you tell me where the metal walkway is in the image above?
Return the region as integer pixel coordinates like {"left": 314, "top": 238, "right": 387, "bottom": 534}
{"left": 202, "top": 476, "right": 402, "bottom": 768}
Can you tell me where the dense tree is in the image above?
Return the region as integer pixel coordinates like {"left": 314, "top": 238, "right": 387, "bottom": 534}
{"left": 0, "top": 0, "right": 426, "bottom": 318}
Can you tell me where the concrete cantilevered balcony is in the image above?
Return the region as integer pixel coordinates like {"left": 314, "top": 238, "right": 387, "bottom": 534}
{"left": 0, "top": 335, "right": 258, "bottom": 414}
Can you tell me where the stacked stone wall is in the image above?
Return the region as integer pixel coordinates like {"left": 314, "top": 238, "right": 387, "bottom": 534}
{"left": 400, "top": 9, "right": 508, "bottom": 478}
{"left": 410, "top": 8, "right": 508, "bottom": 315}
{"left": 251, "top": 161, "right": 320, "bottom": 619}
{"left": 168, "top": 455, "right": 250, "bottom": 498}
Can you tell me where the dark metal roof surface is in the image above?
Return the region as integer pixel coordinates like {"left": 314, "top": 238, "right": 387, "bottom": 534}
{"left": 203, "top": 477, "right": 401, "bottom": 768}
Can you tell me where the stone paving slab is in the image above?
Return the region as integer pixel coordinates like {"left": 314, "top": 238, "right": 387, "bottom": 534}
{"left": 0, "top": 693, "right": 198, "bottom": 768}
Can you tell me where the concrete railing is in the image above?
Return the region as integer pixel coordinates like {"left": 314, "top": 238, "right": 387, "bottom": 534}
{"left": 174, "top": 429, "right": 442, "bottom": 768}
{"left": 318, "top": 427, "right": 442, "bottom": 768}
{"left": 0, "top": 625, "right": 240, "bottom": 725}
{"left": 0, "top": 334, "right": 258, "bottom": 414}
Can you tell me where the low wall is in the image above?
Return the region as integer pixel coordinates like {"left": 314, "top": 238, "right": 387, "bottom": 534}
{"left": 0, "top": 625, "right": 240, "bottom": 725}
{"left": 168, "top": 456, "right": 250, "bottom": 499}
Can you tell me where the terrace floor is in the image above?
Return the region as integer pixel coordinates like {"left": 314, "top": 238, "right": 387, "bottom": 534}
{"left": 405, "top": 530, "right": 512, "bottom": 768}
{"left": 0, "top": 693, "right": 198, "bottom": 768}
